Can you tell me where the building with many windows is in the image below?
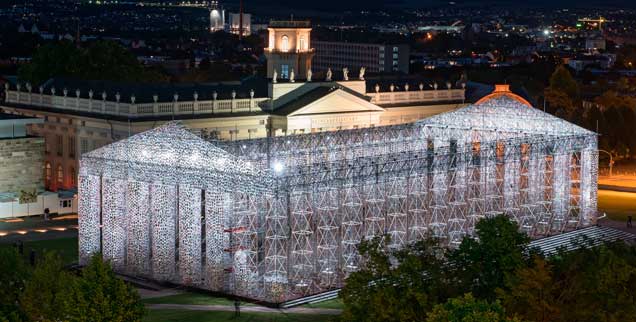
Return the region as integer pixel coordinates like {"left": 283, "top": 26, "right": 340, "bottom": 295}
{"left": 312, "top": 41, "right": 410, "bottom": 74}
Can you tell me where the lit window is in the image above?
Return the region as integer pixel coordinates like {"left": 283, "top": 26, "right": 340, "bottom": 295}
{"left": 299, "top": 36, "right": 305, "bottom": 51}
{"left": 70, "top": 167, "right": 76, "bottom": 186}
{"left": 281, "top": 65, "right": 289, "bottom": 79}
{"left": 45, "top": 162, "right": 51, "bottom": 183}
{"left": 281, "top": 35, "right": 289, "bottom": 52}
{"left": 57, "top": 165, "right": 63, "bottom": 185}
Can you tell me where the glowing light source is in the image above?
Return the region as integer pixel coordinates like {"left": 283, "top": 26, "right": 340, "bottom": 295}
{"left": 273, "top": 161, "right": 284, "bottom": 173}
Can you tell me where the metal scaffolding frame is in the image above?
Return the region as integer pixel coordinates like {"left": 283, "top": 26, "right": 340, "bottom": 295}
{"left": 79, "top": 94, "right": 598, "bottom": 304}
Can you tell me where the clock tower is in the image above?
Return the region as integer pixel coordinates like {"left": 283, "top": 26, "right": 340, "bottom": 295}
{"left": 264, "top": 20, "right": 315, "bottom": 80}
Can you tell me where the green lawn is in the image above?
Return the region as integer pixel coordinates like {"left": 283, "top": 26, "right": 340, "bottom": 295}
{"left": 301, "top": 298, "right": 343, "bottom": 310}
{"left": 143, "top": 292, "right": 254, "bottom": 306}
{"left": 0, "top": 237, "right": 78, "bottom": 265}
{"left": 597, "top": 190, "right": 636, "bottom": 221}
{"left": 143, "top": 309, "right": 334, "bottom": 322}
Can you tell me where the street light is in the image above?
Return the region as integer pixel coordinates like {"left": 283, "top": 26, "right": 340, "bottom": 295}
{"left": 598, "top": 149, "right": 613, "bottom": 177}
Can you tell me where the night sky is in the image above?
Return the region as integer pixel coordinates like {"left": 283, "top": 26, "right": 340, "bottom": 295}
{"left": 227, "top": 0, "right": 636, "bottom": 10}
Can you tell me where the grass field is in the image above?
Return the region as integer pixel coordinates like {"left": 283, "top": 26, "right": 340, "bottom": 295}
{"left": 143, "top": 309, "right": 334, "bottom": 322}
{"left": 597, "top": 189, "right": 636, "bottom": 221}
{"left": 142, "top": 292, "right": 255, "bottom": 306}
{"left": 0, "top": 237, "right": 78, "bottom": 265}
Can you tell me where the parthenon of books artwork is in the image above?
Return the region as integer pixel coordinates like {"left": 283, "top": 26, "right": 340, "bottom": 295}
{"left": 79, "top": 85, "right": 597, "bottom": 303}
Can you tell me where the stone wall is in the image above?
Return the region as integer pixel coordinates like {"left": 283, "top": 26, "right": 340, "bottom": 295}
{"left": 0, "top": 137, "right": 44, "bottom": 194}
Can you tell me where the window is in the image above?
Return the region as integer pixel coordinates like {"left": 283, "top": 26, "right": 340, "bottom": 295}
{"left": 57, "top": 165, "right": 63, "bottom": 185}
{"left": 299, "top": 36, "right": 306, "bottom": 51}
{"left": 393, "top": 46, "right": 399, "bottom": 52}
{"left": 56, "top": 135, "right": 63, "bottom": 156}
{"left": 281, "top": 35, "right": 289, "bottom": 52}
{"left": 70, "top": 167, "right": 76, "bottom": 186}
{"left": 281, "top": 64, "right": 289, "bottom": 79}
{"left": 68, "top": 136, "right": 76, "bottom": 158}
{"left": 45, "top": 162, "right": 51, "bottom": 183}
{"left": 80, "top": 138, "right": 89, "bottom": 154}
{"left": 60, "top": 199, "right": 72, "bottom": 208}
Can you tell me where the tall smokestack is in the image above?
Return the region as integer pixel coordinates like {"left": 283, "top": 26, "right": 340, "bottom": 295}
{"left": 239, "top": 0, "right": 244, "bottom": 40}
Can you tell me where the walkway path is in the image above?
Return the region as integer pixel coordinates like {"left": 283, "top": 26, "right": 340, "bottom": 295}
{"left": 0, "top": 214, "right": 78, "bottom": 243}
{"left": 598, "top": 217, "right": 636, "bottom": 235}
{"left": 138, "top": 288, "right": 184, "bottom": 299}
{"left": 145, "top": 303, "right": 342, "bottom": 315}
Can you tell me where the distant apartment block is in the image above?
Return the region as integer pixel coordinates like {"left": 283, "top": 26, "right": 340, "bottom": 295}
{"left": 312, "top": 41, "right": 410, "bottom": 74}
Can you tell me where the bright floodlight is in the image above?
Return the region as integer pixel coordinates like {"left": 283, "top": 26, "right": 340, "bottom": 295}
{"left": 273, "top": 161, "right": 284, "bottom": 173}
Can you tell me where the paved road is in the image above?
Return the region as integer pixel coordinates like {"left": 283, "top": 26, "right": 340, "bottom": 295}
{"left": 146, "top": 303, "right": 342, "bottom": 315}
{"left": 0, "top": 214, "right": 78, "bottom": 243}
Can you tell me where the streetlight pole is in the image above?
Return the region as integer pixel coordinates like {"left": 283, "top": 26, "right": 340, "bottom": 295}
{"left": 598, "top": 149, "right": 613, "bottom": 177}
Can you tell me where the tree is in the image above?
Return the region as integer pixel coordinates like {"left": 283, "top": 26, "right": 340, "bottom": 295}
{"left": 71, "top": 254, "right": 145, "bottom": 322}
{"left": 448, "top": 216, "right": 531, "bottom": 300}
{"left": 545, "top": 65, "right": 581, "bottom": 118}
{"left": 339, "top": 236, "right": 454, "bottom": 322}
{"left": 498, "top": 257, "right": 560, "bottom": 322}
{"left": 19, "top": 252, "right": 79, "bottom": 322}
{"left": 18, "top": 41, "right": 82, "bottom": 86}
{"left": 548, "top": 65, "right": 579, "bottom": 99}
{"left": 78, "top": 41, "right": 147, "bottom": 82}
{"left": 549, "top": 241, "right": 636, "bottom": 322}
{"left": 18, "top": 40, "right": 168, "bottom": 85}
{"left": 426, "top": 293, "right": 517, "bottom": 322}
{"left": 544, "top": 87, "right": 575, "bottom": 116}
{"left": 500, "top": 241, "right": 636, "bottom": 322}
{"left": 0, "top": 248, "right": 30, "bottom": 322}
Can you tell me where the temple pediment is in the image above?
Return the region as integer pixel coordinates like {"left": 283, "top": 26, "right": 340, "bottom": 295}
{"left": 272, "top": 85, "right": 385, "bottom": 117}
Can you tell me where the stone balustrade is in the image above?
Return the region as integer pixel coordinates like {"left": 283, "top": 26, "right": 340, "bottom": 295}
{"left": 368, "top": 88, "right": 465, "bottom": 105}
{"left": 4, "top": 89, "right": 268, "bottom": 118}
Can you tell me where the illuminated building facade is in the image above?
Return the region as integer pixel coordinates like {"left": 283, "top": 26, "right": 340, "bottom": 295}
{"left": 264, "top": 20, "right": 314, "bottom": 80}
{"left": 209, "top": 1, "right": 225, "bottom": 32}
{"left": 78, "top": 85, "right": 597, "bottom": 303}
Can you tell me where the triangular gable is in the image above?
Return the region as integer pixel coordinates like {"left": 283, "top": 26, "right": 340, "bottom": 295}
{"left": 288, "top": 88, "right": 385, "bottom": 117}
{"left": 81, "top": 122, "right": 272, "bottom": 193}
{"left": 83, "top": 122, "right": 256, "bottom": 175}
{"left": 418, "top": 95, "right": 593, "bottom": 136}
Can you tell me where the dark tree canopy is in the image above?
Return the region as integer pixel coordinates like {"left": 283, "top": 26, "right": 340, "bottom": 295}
{"left": 338, "top": 215, "right": 636, "bottom": 322}
{"left": 18, "top": 40, "right": 168, "bottom": 86}
{"left": 448, "top": 216, "right": 531, "bottom": 300}
{"left": 427, "top": 293, "right": 517, "bottom": 322}
{"left": 0, "top": 250, "right": 144, "bottom": 322}
{"left": 0, "top": 249, "right": 30, "bottom": 322}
